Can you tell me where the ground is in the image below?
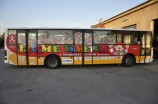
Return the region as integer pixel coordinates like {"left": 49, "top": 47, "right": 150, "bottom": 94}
{"left": 0, "top": 49, "right": 158, "bottom": 104}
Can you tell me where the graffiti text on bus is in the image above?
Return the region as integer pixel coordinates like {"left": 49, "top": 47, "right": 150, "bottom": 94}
{"left": 18, "top": 45, "right": 109, "bottom": 53}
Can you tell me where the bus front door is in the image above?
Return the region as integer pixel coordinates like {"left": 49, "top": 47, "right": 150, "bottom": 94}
{"left": 17, "top": 30, "right": 27, "bottom": 65}
{"left": 17, "top": 30, "right": 38, "bottom": 66}
{"left": 140, "top": 32, "right": 152, "bottom": 63}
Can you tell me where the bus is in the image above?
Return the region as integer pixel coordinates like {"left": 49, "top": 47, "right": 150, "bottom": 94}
{"left": 4, "top": 28, "right": 153, "bottom": 68}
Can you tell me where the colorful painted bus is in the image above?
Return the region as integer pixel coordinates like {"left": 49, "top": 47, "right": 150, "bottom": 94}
{"left": 4, "top": 28, "right": 153, "bottom": 68}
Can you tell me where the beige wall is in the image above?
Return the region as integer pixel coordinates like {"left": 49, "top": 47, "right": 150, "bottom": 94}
{"left": 92, "top": 0, "right": 158, "bottom": 31}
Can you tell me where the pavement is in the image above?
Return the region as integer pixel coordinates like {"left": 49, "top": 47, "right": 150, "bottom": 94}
{"left": 0, "top": 49, "right": 158, "bottom": 104}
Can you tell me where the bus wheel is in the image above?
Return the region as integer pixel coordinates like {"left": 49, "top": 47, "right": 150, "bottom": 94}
{"left": 122, "top": 55, "right": 135, "bottom": 67}
{"left": 45, "top": 55, "right": 60, "bottom": 69}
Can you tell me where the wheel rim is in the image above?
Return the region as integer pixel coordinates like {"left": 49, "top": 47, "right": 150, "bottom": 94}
{"left": 125, "top": 57, "right": 133, "bottom": 66}
{"left": 48, "top": 58, "right": 57, "bottom": 68}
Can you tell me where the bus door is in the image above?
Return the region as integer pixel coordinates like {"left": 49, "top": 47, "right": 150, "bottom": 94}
{"left": 27, "top": 30, "right": 38, "bottom": 65}
{"left": 140, "top": 32, "right": 152, "bottom": 63}
{"left": 17, "top": 30, "right": 27, "bottom": 65}
{"left": 84, "top": 31, "right": 93, "bottom": 64}
{"left": 17, "top": 30, "right": 38, "bottom": 65}
{"left": 73, "top": 31, "right": 84, "bottom": 65}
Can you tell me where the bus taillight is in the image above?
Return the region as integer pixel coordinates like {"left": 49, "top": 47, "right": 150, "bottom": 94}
{"left": 4, "top": 50, "right": 7, "bottom": 60}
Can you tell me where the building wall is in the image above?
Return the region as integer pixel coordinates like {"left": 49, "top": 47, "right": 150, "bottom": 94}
{"left": 92, "top": 0, "right": 158, "bottom": 31}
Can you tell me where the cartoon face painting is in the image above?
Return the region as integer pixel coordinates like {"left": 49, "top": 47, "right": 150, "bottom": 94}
{"left": 109, "top": 45, "right": 129, "bottom": 55}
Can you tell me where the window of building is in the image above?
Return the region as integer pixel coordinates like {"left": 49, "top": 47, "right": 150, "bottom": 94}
{"left": 123, "top": 24, "right": 137, "bottom": 30}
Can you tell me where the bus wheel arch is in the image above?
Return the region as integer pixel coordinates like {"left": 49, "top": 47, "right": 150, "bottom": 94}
{"left": 122, "top": 54, "right": 136, "bottom": 67}
{"left": 45, "top": 54, "right": 61, "bottom": 69}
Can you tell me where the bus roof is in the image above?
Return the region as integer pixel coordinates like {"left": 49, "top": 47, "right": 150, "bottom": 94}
{"left": 7, "top": 28, "right": 151, "bottom": 32}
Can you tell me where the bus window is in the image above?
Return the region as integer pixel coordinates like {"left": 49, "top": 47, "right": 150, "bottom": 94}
{"left": 84, "top": 33, "right": 92, "bottom": 45}
{"left": 107, "top": 33, "right": 116, "bottom": 44}
{"left": 94, "top": 31, "right": 112, "bottom": 44}
{"left": 74, "top": 32, "right": 82, "bottom": 45}
{"left": 28, "top": 33, "right": 36, "bottom": 46}
{"left": 124, "top": 34, "right": 131, "bottom": 44}
{"left": 38, "top": 30, "right": 48, "bottom": 44}
{"left": 146, "top": 33, "right": 151, "bottom": 48}
{"left": 141, "top": 34, "right": 145, "bottom": 48}
{"left": 131, "top": 35, "right": 138, "bottom": 44}
{"left": 48, "top": 30, "right": 73, "bottom": 44}
{"left": 146, "top": 33, "right": 151, "bottom": 55}
{"left": 18, "top": 33, "right": 26, "bottom": 45}
{"left": 117, "top": 34, "right": 122, "bottom": 43}
{"left": 141, "top": 34, "right": 145, "bottom": 55}
{"left": 124, "top": 32, "right": 138, "bottom": 44}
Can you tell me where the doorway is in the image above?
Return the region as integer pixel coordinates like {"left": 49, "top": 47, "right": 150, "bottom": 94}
{"left": 153, "top": 19, "right": 158, "bottom": 59}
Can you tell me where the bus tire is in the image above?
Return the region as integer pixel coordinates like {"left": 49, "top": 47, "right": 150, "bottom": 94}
{"left": 45, "top": 55, "right": 61, "bottom": 69}
{"left": 122, "top": 55, "right": 135, "bottom": 67}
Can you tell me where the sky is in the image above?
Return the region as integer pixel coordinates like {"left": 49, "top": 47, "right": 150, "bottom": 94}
{"left": 0, "top": 0, "right": 147, "bottom": 33}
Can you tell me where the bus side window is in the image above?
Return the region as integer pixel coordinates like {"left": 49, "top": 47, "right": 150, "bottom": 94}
{"left": 134, "top": 36, "right": 138, "bottom": 44}
{"left": 84, "top": 33, "right": 92, "bottom": 45}
{"left": 124, "top": 34, "right": 130, "bottom": 44}
{"left": 117, "top": 34, "right": 122, "bottom": 43}
{"left": 94, "top": 31, "right": 112, "bottom": 44}
{"left": 48, "top": 30, "right": 73, "bottom": 44}
{"left": 74, "top": 32, "right": 82, "bottom": 45}
{"left": 38, "top": 30, "right": 48, "bottom": 44}
{"left": 28, "top": 33, "right": 36, "bottom": 49}
{"left": 131, "top": 33, "right": 138, "bottom": 44}
{"left": 107, "top": 33, "right": 116, "bottom": 44}
{"left": 18, "top": 33, "right": 26, "bottom": 45}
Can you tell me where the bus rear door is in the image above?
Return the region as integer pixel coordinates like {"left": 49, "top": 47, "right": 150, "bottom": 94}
{"left": 140, "top": 31, "right": 152, "bottom": 63}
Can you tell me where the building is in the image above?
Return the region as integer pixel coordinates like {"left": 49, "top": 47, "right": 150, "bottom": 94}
{"left": 91, "top": 0, "right": 158, "bottom": 58}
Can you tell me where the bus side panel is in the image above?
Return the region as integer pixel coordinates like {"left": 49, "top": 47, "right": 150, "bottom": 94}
{"left": 139, "top": 56, "right": 153, "bottom": 63}
{"left": 17, "top": 55, "right": 27, "bottom": 65}
{"left": 84, "top": 56, "right": 92, "bottom": 64}
{"left": 60, "top": 57, "right": 73, "bottom": 65}
{"left": 37, "top": 45, "right": 74, "bottom": 65}
{"left": 6, "top": 30, "right": 17, "bottom": 65}
{"left": 145, "top": 56, "right": 151, "bottom": 63}
{"left": 93, "top": 56, "right": 122, "bottom": 64}
{"left": 139, "top": 56, "right": 145, "bottom": 63}
{"left": 126, "top": 45, "right": 141, "bottom": 64}
{"left": 135, "top": 56, "right": 140, "bottom": 63}
{"left": 73, "top": 57, "right": 82, "bottom": 65}
{"left": 38, "top": 57, "right": 45, "bottom": 65}
{"left": 8, "top": 51, "right": 17, "bottom": 65}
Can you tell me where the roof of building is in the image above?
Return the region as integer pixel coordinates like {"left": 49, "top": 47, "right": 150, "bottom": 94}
{"left": 91, "top": 0, "right": 158, "bottom": 28}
